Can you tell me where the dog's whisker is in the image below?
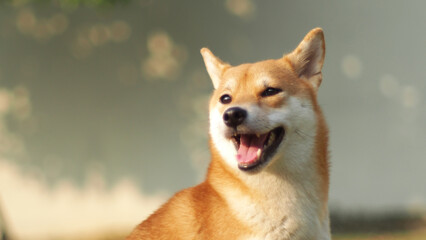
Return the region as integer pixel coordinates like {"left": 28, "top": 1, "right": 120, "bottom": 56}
{"left": 295, "top": 129, "right": 314, "bottom": 139}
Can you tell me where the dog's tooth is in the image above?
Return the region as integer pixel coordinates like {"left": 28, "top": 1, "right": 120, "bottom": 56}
{"left": 256, "top": 133, "right": 260, "bottom": 138}
{"left": 268, "top": 133, "right": 275, "bottom": 145}
{"left": 256, "top": 149, "right": 261, "bottom": 158}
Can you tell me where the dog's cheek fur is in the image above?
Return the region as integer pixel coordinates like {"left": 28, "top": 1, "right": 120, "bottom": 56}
{"left": 209, "top": 108, "right": 238, "bottom": 169}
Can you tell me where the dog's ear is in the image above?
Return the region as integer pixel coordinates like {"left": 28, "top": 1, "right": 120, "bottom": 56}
{"left": 200, "top": 48, "right": 230, "bottom": 89}
{"left": 286, "top": 28, "right": 325, "bottom": 91}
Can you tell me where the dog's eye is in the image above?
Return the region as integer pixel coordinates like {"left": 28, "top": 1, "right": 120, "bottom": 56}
{"left": 261, "top": 87, "right": 282, "bottom": 97}
{"left": 220, "top": 94, "right": 232, "bottom": 104}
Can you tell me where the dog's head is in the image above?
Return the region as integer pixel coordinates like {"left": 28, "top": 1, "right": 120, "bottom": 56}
{"left": 201, "top": 28, "right": 326, "bottom": 173}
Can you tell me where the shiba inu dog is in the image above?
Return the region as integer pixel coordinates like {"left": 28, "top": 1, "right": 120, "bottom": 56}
{"left": 127, "top": 28, "right": 330, "bottom": 240}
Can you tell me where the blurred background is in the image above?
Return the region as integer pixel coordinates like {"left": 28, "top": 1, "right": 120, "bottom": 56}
{"left": 0, "top": 0, "right": 425, "bottom": 239}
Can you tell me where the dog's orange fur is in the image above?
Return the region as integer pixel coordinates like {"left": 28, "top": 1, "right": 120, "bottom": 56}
{"left": 127, "top": 28, "right": 330, "bottom": 240}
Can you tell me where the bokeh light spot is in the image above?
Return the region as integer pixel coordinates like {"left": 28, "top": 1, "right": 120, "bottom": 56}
{"left": 143, "top": 56, "right": 179, "bottom": 81}
{"left": 71, "top": 34, "right": 93, "bottom": 59}
{"left": 401, "top": 85, "right": 420, "bottom": 108}
{"left": 48, "top": 13, "right": 69, "bottom": 35}
{"left": 16, "top": 8, "right": 37, "bottom": 34}
{"left": 0, "top": 89, "right": 12, "bottom": 115}
{"left": 147, "top": 31, "right": 173, "bottom": 56}
{"left": 225, "top": 0, "right": 256, "bottom": 20}
{"left": 16, "top": 9, "right": 69, "bottom": 42}
{"left": 341, "top": 54, "right": 363, "bottom": 79}
{"left": 89, "top": 24, "right": 110, "bottom": 47}
{"left": 110, "top": 21, "right": 132, "bottom": 43}
{"left": 142, "top": 31, "right": 187, "bottom": 81}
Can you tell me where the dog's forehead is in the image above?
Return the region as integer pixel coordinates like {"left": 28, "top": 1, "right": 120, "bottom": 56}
{"left": 222, "top": 59, "right": 296, "bottom": 88}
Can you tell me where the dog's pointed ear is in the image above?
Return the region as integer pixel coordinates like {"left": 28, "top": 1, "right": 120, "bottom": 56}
{"left": 201, "top": 48, "right": 230, "bottom": 89}
{"left": 286, "top": 28, "right": 325, "bottom": 91}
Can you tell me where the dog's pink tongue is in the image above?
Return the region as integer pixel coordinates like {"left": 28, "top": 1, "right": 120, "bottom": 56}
{"left": 237, "top": 134, "right": 268, "bottom": 164}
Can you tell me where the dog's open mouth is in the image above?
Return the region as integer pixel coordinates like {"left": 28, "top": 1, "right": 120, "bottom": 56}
{"left": 231, "top": 127, "right": 285, "bottom": 171}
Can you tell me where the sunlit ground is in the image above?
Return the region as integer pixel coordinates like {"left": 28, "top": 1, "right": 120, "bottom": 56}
{"left": 0, "top": 159, "right": 167, "bottom": 240}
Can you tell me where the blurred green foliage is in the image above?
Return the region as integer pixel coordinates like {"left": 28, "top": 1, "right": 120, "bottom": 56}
{"left": 0, "top": 0, "right": 133, "bottom": 8}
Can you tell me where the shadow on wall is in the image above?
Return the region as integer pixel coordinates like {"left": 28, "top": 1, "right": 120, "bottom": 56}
{"left": 330, "top": 210, "right": 426, "bottom": 234}
{"left": 0, "top": 202, "right": 11, "bottom": 240}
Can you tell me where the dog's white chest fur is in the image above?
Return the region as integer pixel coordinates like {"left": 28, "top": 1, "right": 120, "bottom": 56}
{"left": 221, "top": 170, "right": 330, "bottom": 240}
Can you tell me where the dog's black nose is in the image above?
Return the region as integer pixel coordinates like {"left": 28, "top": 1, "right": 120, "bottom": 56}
{"left": 223, "top": 107, "right": 247, "bottom": 128}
